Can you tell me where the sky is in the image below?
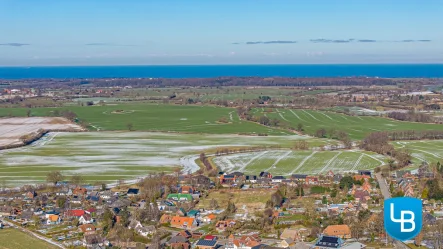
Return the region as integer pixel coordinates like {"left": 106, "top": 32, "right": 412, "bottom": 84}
{"left": 0, "top": 0, "right": 442, "bottom": 66}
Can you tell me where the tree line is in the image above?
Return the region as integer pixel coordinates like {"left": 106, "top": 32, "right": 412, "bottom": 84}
{"left": 360, "top": 132, "right": 411, "bottom": 168}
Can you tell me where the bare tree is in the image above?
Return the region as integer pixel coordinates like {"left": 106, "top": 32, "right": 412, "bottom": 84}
{"left": 127, "top": 123, "right": 133, "bottom": 131}
{"left": 46, "top": 171, "right": 64, "bottom": 186}
{"left": 70, "top": 174, "right": 83, "bottom": 186}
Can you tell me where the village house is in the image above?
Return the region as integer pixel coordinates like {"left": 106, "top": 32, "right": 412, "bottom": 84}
{"left": 170, "top": 216, "right": 197, "bottom": 229}
{"left": 56, "top": 188, "right": 72, "bottom": 196}
{"left": 65, "top": 209, "right": 85, "bottom": 218}
{"left": 79, "top": 213, "right": 94, "bottom": 224}
{"left": 219, "top": 174, "right": 238, "bottom": 186}
{"left": 314, "top": 236, "right": 344, "bottom": 249}
{"left": 333, "top": 174, "right": 343, "bottom": 184}
{"left": 215, "top": 219, "right": 236, "bottom": 232}
{"left": 306, "top": 176, "right": 319, "bottom": 185}
{"left": 179, "top": 230, "right": 193, "bottom": 239}
{"left": 79, "top": 224, "right": 96, "bottom": 235}
{"left": 323, "top": 225, "right": 352, "bottom": 239}
{"left": 168, "top": 235, "right": 191, "bottom": 249}
{"left": 160, "top": 214, "right": 172, "bottom": 224}
{"left": 272, "top": 176, "right": 286, "bottom": 183}
{"left": 202, "top": 213, "right": 217, "bottom": 223}
{"left": 100, "top": 190, "right": 113, "bottom": 200}
{"left": 127, "top": 188, "right": 139, "bottom": 196}
{"left": 83, "top": 233, "right": 102, "bottom": 248}
{"left": 73, "top": 187, "right": 87, "bottom": 196}
{"left": 259, "top": 171, "right": 273, "bottom": 179}
{"left": 179, "top": 186, "right": 196, "bottom": 194}
{"left": 196, "top": 238, "right": 218, "bottom": 249}
{"left": 245, "top": 175, "right": 258, "bottom": 183}
{"left": 46, "top": 214, "right": 61, "bottom": 225}
{"left": 291, "top": 174, "right": 308, "bottom": 184}
{"left": 230, "top": 234, "right": 261, "bottom": 249}
{"left": 25, "top": 190, "right": 37, "bottom": 199}
{"left": 128, "top": 220, "right": 156, "bottom": 236}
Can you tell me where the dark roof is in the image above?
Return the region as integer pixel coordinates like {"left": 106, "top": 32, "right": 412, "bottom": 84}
{"left": 246, "top": 175, "right": 257, "bottom": 180}
{"left": 169, "top": 235, "right": 188, "bottom": 244}
{"left": 358, "top": 170, "right": 372, "bottom": 176}
{"left": 223, "top": 174, "right": 235, "bottom": 179}
{"left": 231, "top": 172, "right": 244, "bottom": 176}
{"left": 291, "top": 174, "right": 308, "bottom": 179}
{"left": 127, "top": 188, "right": 139, "bottom": 195}
{"left": 196, "top": 239, "right": 217, "bottom": 247}
{"left": 252, "top": 245, "right": 281, "bottom": 249}
{"left": 272, "top": 176, "right": 286, "bottom": 180}
{"left": 424, "top": 213, "right": 437, "bottom": 224}
{"left": 259, "top": 172, "right": 270, "bottom": 177}
{"left": 314, "top": 236, "right": 341, "bottom": 248}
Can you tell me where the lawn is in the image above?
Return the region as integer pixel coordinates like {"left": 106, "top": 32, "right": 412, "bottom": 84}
{"left": 0, "top": 229, "right": 59, "bottom": 249}
{"left": 197, "top": 189, "right": 272, "bottom": 210}
{"left": 0, "top": 103, "right": 290, "bottom": 135}
{"left": 253, "top": 108, "right": 443, "bottom": 140}
{"left": 0, "top": 131, "right": 324, "bottom": 187}
{"left": 212, "top": 150, "right": 388, "bottom": 175}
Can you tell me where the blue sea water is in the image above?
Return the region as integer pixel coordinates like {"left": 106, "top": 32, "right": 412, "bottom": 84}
{"left": 0, "top": 64, "right": 442, "bottom": 79}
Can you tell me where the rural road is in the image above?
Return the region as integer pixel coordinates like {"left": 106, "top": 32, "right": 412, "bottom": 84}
{"left": 375, "top": 173, "right": 409, "bottom": 249}
{"left": 2, "top": 220, "right": 66, "bottom": 249}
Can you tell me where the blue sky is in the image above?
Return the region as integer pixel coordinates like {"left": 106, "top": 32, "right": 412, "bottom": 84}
{"left": 1, "top": 0, "right": 442, "bottom": 65}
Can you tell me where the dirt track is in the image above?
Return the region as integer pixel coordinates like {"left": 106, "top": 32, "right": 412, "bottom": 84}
{"left": 0, "top": 117, "right": 83, "bottom": 147}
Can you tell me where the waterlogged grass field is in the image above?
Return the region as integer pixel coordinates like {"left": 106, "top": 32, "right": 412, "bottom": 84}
{"left": 393, "top": 140, "right": 443, "bottom": 166}
{"left": 253, "top": 108, "right": 443, "bottom": 140}
{"left": 0, "top": 104, "right": 290, "bottom": 135}
{"left": 0, "top": 132, "right": 331, "bottom": 186}
{"left": 213, "top": 149, "right": 388, "bottom": 175}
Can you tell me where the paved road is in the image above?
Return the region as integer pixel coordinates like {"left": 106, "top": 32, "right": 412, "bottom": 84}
{"left": 375, "top": 173, "right": 409, "bottom": 249}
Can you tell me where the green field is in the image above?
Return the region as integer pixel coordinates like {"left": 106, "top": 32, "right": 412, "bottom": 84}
{"left": 213, "top": 149, "right": 388, "bottom": 175}
{"left": 118, "top": 87, "right": 301, "bottom": 101}
{"left": 0, "top": 229, "right": 58, "bottom": 249}
{"left": 393, "top": 140, "right": 443, "bottom": 166}
{"left": 0, "top": 131, "right": 336, "bottom": 186}
{"left": 253, "top": 108, "right": 443, "bottom": 139}
{"left": 0, "top": 104, "right": 291, "bottom": 135}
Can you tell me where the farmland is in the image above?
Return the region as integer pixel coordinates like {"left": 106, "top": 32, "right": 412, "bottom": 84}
{"left": 253, "top": 108, "right": 443, "bottom": 139}
{"left": 0, "top": 117, "right": 83, "bottom": 147}
{"left": 393, "top": 140, "right": 443, "bottom": 166}
{"left": 0, "top": 104, "right": 290, "bottom": 135}
{"left": 213, "top": 149, "right": 387, "bottom": 175}
{"left": 0, "top": 131, "right": 333, "bottom": 187}
{"left": 0, "top": 229, "right": 58, "bottom": 249}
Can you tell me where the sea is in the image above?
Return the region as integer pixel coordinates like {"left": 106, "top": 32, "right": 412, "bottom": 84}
{"left": 0, "top": 64, "right": 443, "bottom": 79}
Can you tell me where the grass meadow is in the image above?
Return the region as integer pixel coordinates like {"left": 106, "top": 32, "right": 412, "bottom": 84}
{"left": 253, "top": 108, "right": 443, "bottom": 140}
{"left": 0, "top": 103, "right": 290, "bottom": 135}
{"left": 0, "top": 229, "right": 58, "bottom": 249}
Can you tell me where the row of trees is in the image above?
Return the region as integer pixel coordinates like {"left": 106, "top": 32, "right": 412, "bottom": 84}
{"left": 199, "top": 153, "right": 213, "bottom": 172}
{"left": 387, "top": 111, "right": 433, "bottom": 123}
{"left": 360, "top": 132, "right": 411, "bottom": 168}
{"left": 313, "top": 128, "right": 352, "bottom": 148}
{"left": 387, "top": 130, "right": 443, "bottom": 141}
